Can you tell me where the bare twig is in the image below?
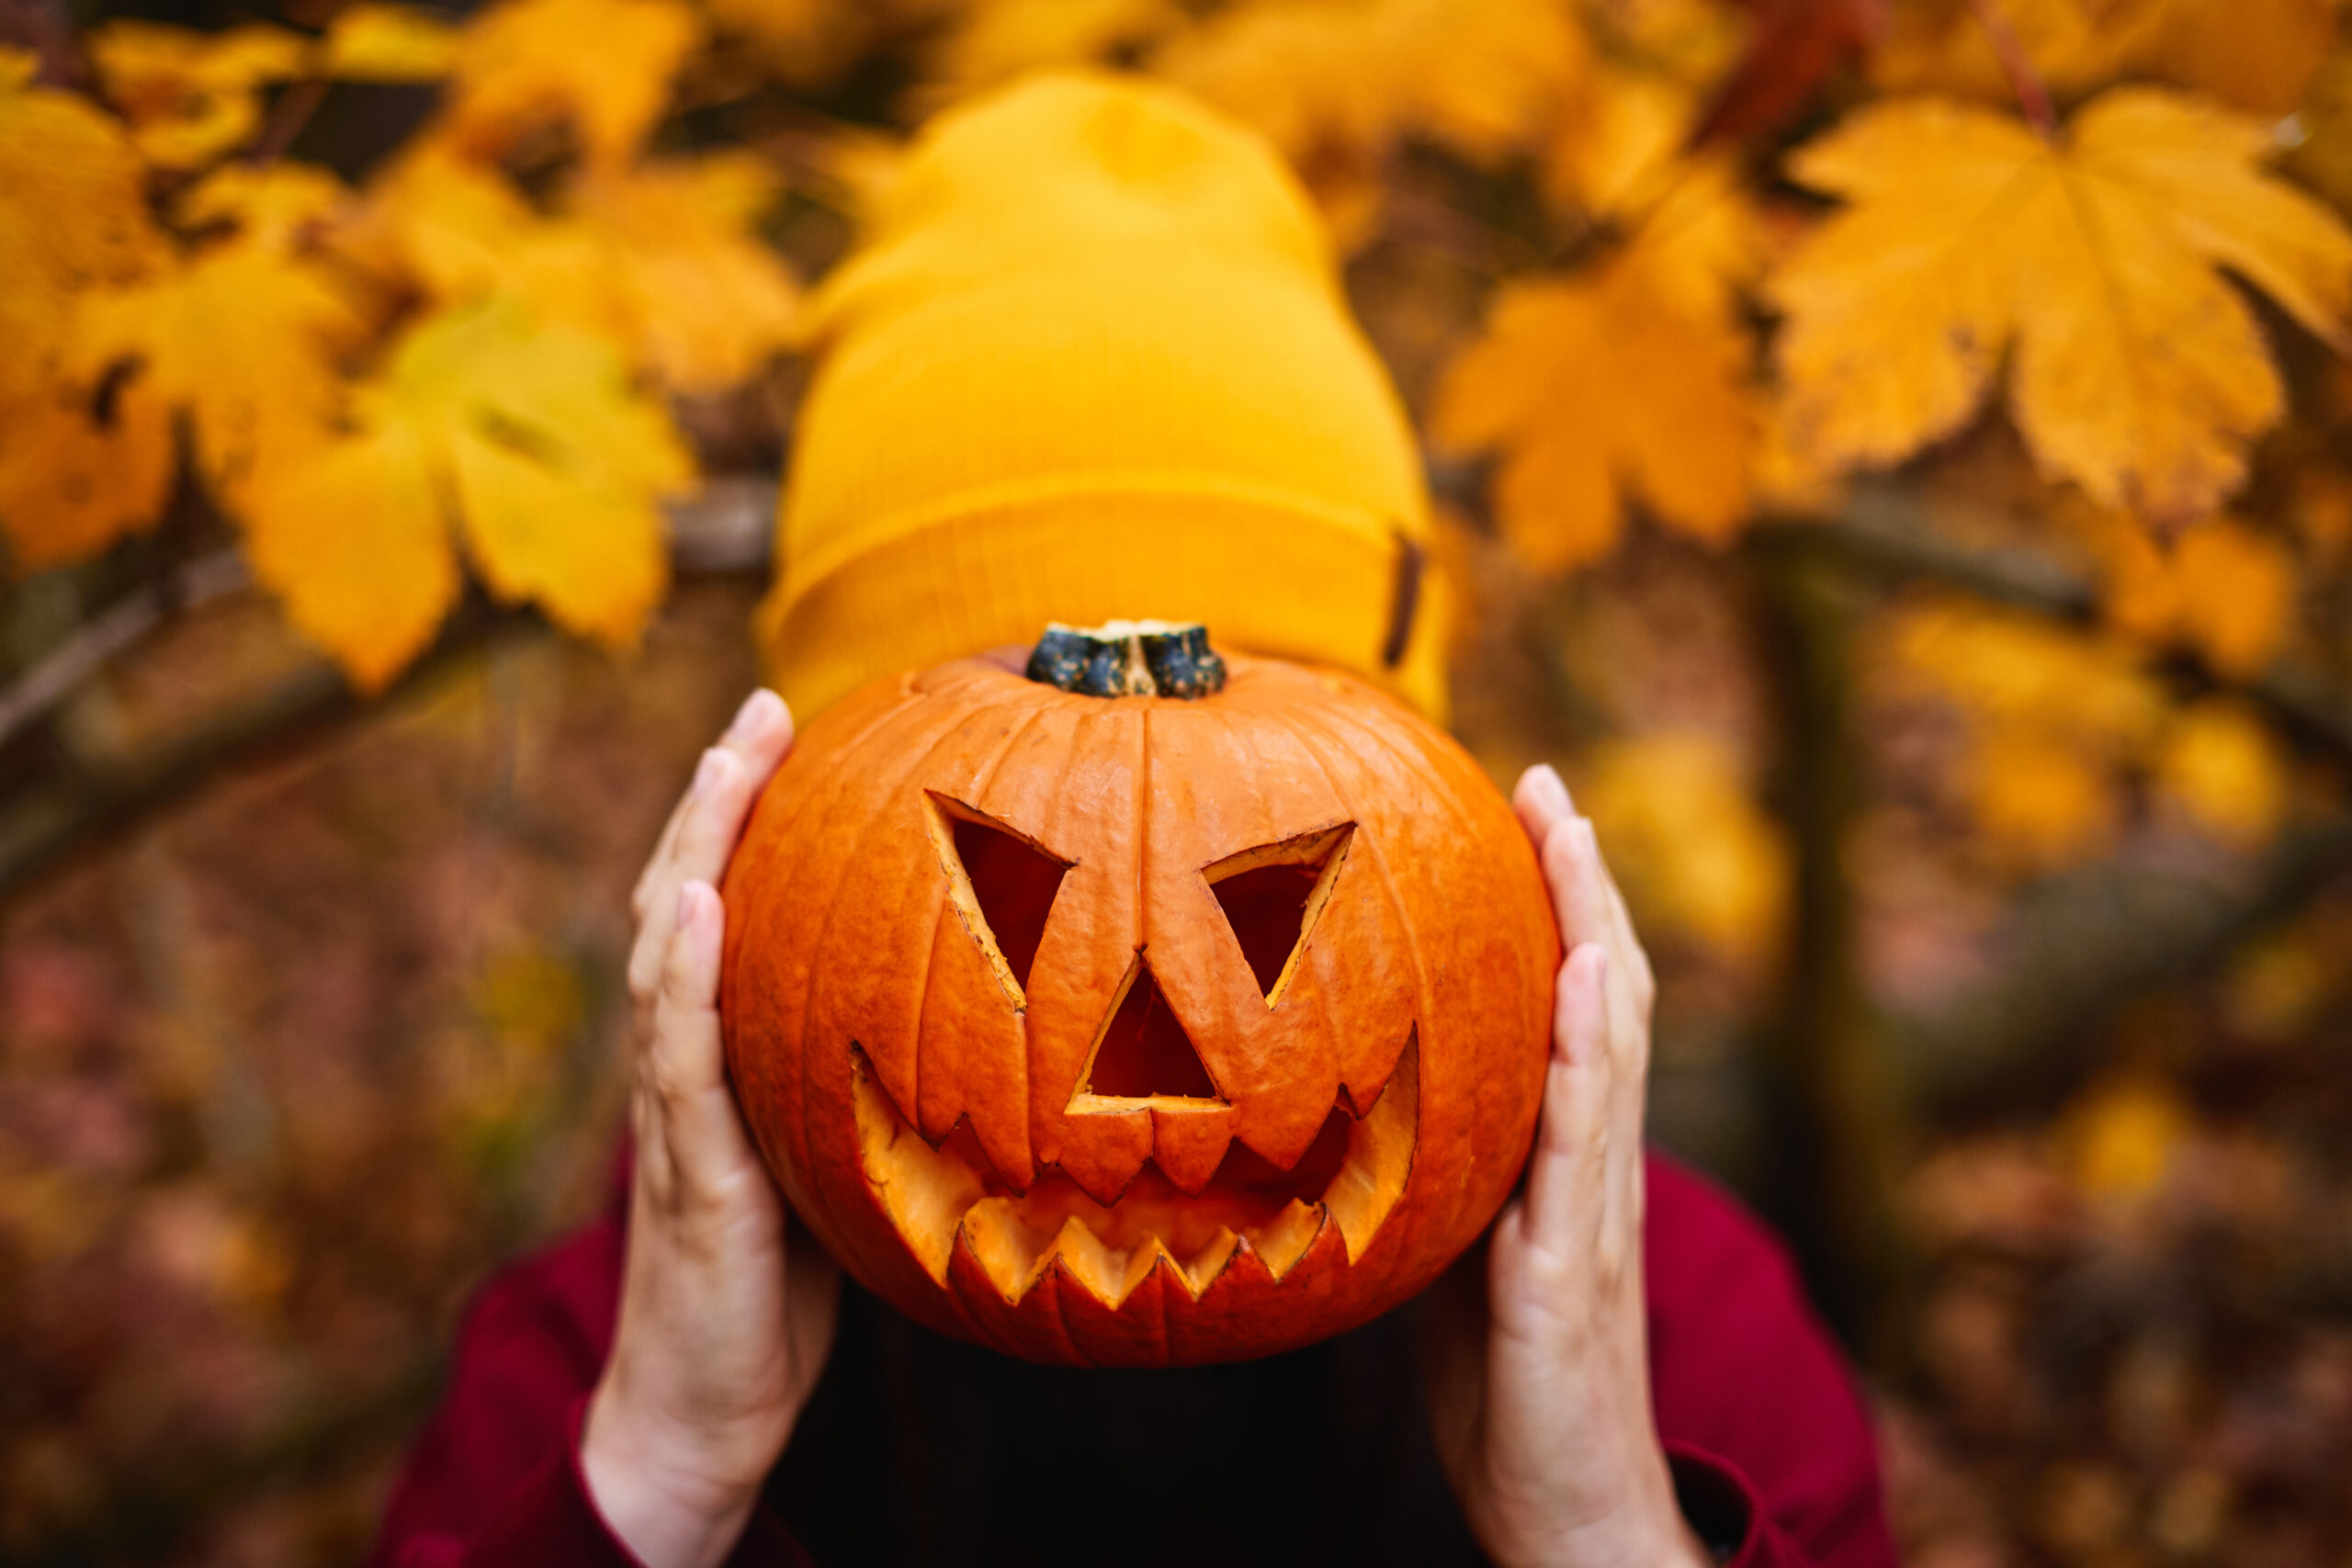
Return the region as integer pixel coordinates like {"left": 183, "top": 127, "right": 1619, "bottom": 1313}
{"left": 0, "top": 551, "right": 250, "bottom": 750}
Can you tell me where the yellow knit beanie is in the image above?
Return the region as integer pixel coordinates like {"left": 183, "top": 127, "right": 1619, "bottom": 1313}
{"left": 759, "top": 70, "right": 1446, "bottom": 721}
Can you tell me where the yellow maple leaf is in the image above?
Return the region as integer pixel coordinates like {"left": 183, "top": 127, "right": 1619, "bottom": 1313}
{"left": 2155, "top": 699, "right": 2287, "bottom": 847}
{"left": 441, "top": 0, "right": 701, "bottom": 168}
{"left": 87, "top": 20, "right": 307, "bottom": 169}
{"left": 920, "top": 0, "right": 1182, "bottom": 106}
{"left": 1874, "top": 0, "right": 2334, "bottom": 117}
{"left": 1155, "top": 0, "right": 1582, "bottom": 233}
{"left": 74, "top": 241, "right": 366, "bottom": 503}
{"left": 700, "top": 0, "right": 869, "bottom": 89}
{"left": 243, "top": 297, "right": 691, "bottom": 688}
{"left": 1770, "top": 88, "right": 2352, "bottom": 528}
{"left": 322, "top": 3, "right": 463, "bottom": 82}
{"left": 1544, "top": 62, "right": 1696, "bottom": 217}
{"left": 178, "top": 162, "right": 354, "bottom": 253}
{"left": 1430, "top": 171, "right": 1759, "bottom": 571}
{"left": 0, "top": 62, "right": 174, "bottom": 567}
{"left": 354, "top": 146, "right": 797, "bottom": 393}
{"left": 1577, "top": 731, "right": 1790, "bottom": 964}
{"left": 2091, "top": 513, "right": 2295, "bottom": 677}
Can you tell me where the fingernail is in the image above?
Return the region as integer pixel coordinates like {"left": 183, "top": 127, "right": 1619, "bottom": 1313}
{"left": 676, "top": 879, "right": 712, "bottom": 926}
{"left": 689, "top": 748, "right": 725, "bottom": 798}
{"left": 726, "top": 689, "right": 783, "bottom": 743}
{"left": 1532, "top": 763, "right": 1573, "bottom": 820}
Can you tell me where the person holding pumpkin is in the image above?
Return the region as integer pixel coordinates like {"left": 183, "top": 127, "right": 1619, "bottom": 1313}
{"left": 370, "top": 73, "right": 1894, "bottom": 1568}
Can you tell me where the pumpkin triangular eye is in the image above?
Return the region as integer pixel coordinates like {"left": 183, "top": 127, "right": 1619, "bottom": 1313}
{"left": 1204, "top": 823, "right": 1354, "bottom": 1005}
{"left": 1076, "top": 953, "right": 1219, "bottom": 1101}
{"left": 927, "top": 795, "right": 1069, "bottom": 1003}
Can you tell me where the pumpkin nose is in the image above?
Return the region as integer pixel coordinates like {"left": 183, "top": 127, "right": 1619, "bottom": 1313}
{"left": 1072, "top": 955, "right": 1220, "bottom": 1102}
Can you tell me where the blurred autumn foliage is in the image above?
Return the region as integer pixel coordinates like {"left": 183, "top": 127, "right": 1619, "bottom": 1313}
{"left": 4, "top": 0, "right": 2352, "bottom": 1561}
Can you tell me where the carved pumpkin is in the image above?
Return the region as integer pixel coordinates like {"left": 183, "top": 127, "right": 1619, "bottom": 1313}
{"left": 720, "top": 625, "right": 1557, "bottom": 1366}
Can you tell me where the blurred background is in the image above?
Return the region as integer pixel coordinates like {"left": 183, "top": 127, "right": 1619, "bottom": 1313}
{"left": 6, "top": 0, "right": 2352, "bottom": 1560}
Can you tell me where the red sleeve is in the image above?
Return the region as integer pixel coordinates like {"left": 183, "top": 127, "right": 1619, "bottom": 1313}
{"left": 1644, "top": 1154, "right": 1898, "bottom": 1568}
{"left": 367, "top": 1206, "right": 811, "bottom": 1568}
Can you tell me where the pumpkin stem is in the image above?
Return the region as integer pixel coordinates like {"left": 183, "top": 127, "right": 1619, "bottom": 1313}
{"left": 1024, "top": 621, "right": 1227, "bottom": 699}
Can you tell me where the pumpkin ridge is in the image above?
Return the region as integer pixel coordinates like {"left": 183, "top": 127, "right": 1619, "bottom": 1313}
{"left": 763, "top": 684, "right": 942, "bottom": 1257}
{"left": 916, "top": 699, "right": 1057, "bottom": 1178}
{"left": 799, "top": 695, "right": 998, "bottom": 1262}
{"left": 1262, "top": 705, "right": 1424, "bottom": 1142}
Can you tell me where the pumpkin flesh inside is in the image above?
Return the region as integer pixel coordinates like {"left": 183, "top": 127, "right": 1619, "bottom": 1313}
{"left": 853, "top": 1028, "right": 1417, "bottom": 1309}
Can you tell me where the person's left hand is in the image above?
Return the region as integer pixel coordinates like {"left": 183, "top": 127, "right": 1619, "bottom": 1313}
{"left": 1424, "top": 763, "right": 1711, "bottom": 1568}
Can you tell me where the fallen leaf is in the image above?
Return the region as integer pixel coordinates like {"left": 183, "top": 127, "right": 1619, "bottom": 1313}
{"left": 243, "top": 297, "right": 690, "bottom": 688}
{"left": 441, "top": 0, "right": 701, "bottom": 167}
{"left": 87, "top": 20, "right": 307, "bottom": 168}
{"left": 1770, "top": 88, "right": 2352, "bottom": 527}
{"left": 1431, "top": 170, "right": 1759, "bottom": 570}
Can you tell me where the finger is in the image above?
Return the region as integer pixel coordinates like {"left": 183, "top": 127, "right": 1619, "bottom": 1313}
{"left": 1521, "top": 943, "right": 1611, "bottom": 1251}
{"left": 628, "top": 696, "right": 796, "bottom": 1025}
{"left": 646, "top": 881, "right": 755, "bottom": 1189}
{"left": 1588, "top": 839, "right": 1657, "bottom": 1021}
{"left": 631, "top": 689, "right": 796, "bottom": 923}
{"left": 1540, "top": 813, "right": 1612, "bottom": 955}
{"left": 1511, "top": 762, "right": 1575, "bottom": 854}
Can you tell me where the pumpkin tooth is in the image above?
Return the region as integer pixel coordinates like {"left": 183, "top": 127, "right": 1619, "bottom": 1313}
{"left": 860, "top": 1030, "right": 1417, "bottom": 1305}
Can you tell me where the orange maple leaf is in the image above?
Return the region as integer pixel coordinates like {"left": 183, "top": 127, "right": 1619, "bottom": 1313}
{"left": 1430, "top": 169, "right": 1760, "bottom": 572}
{"left": 86, "top": 20, "right": 308, "bottom": 169}
{"left": 441, "top": 0, "right": 702, "bottom": 168}
{"left": 1769, "top": 88, "right": 2352, "bottom": 528}
{"left": 2085, "top": 512, "right": 2296, "bottom": 678}
{"left": 242, "top": 297, "right": 692, "bottom": 689}
{"left": 0, "top": 54, "right": 175, "bottom": 569}
{"left": 1873, "top": 0, "right": 2335, "bottom": 117}
{"left": 322, "top": 3, "right": 463, "bottom": 82}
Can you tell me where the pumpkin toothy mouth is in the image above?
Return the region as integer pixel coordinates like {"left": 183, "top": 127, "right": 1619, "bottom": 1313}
{"left": 852, "top": 1031, "right": 1418, "bottom": 1310}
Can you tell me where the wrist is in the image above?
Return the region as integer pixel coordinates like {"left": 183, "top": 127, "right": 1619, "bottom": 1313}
{"left": 581, "top": 1377, "right": 765, "bottom": 1568}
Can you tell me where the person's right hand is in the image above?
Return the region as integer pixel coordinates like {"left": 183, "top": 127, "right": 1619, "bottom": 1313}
{"left": 582, "top": 689, "right": 842, "bottom": 1568}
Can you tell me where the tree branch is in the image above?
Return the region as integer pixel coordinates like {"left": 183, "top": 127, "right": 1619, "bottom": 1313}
{"left": 1756, "top": 485, "right": 2352, "bottom": 763}
{"left": 0, "top": 481, "right": 780, "bottom": 901}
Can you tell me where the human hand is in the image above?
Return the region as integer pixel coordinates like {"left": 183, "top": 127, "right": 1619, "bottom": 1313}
{"left": 582, "top": 690, "right": 842, "bottom": 1568}
{"left": 1425, "top": 763, "right": 1710, "bottom": 1568}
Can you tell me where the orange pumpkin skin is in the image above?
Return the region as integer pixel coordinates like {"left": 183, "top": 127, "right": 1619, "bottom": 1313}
{"left": 719, "top": 648, "right": 1558, "bottom": 1366}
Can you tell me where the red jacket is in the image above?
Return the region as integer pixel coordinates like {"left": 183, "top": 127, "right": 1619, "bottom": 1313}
{"left": 371, "top": 1155, "right": 1894, "bottom": 1568}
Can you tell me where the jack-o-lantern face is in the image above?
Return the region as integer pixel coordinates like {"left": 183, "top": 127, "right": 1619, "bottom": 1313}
{"left": 721, "top": 635, "right": 1557, "bottom": 1367}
